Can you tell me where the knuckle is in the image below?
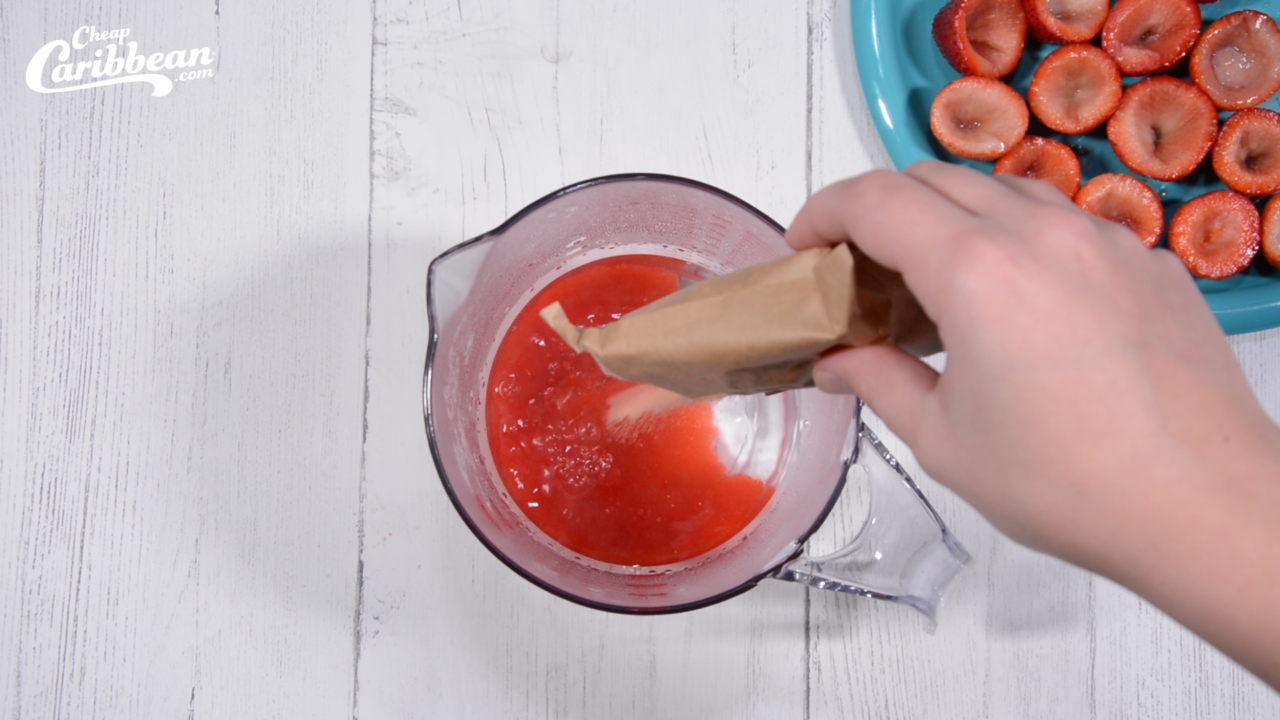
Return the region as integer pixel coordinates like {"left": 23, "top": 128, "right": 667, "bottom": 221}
{"left": 1042, "top": 206, "right": 1098, "bottom": 240}
{"left": 1038, "top": 208, "right": 1114, "bottom": 268}
{"left": 847, "top": 170, "right": 899, "bottom": 202}
{"left": 950, "top": 230, "right": 1021, "bottom": 281}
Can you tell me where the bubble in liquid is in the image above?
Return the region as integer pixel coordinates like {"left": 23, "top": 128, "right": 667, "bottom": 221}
{"left": 547, "top": 383, "right": 576, "bottom": 411}
{"left": 494, "top": 377, "right": 518, "bottom": 398}
{"left": 552, "top": 444, "right": 613, "bottom": 494}
{"left": 575, "top": 420, "right": 601, "bottom": 444}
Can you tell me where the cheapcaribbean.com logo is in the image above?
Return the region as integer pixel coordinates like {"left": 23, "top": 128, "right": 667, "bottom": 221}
{"left": 27, "top": 25, "right": 216, "bottom": 97}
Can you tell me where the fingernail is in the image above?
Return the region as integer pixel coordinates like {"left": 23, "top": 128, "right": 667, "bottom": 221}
{"left": 812, "top": 368, "right": 852, "bottom": 394}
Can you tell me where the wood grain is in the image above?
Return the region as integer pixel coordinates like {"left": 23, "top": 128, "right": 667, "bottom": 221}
{"left": 3, "top": 0, "right": 1280, "bottom": 717}
{"left": 357, "top": 1, "right": 813, "bottom": 718}
{"left": 0, "top": 2, "right": 372, "bottom": 718}
{"left": 807, "top": 1, "right": 1280, "bottom": 716}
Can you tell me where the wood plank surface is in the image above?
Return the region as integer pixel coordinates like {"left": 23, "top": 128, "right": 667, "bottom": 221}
{"left": 808, "top": 1, "right": 1280, "bottom": 717}
{"left": 3, "top": 0, "right": 1279, "bottom": 718}
{"left": 357, "top": 1, "right": 813, "bottom": 718}
{"left": 0, "top": 2, "right": 373, "bottom": 718}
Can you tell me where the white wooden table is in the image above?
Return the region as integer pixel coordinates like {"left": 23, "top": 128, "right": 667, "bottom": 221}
{"left": 4, "top": 1, "right": 1279, "bottom": 717}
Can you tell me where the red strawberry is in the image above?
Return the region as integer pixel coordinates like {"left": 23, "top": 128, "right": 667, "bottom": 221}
{"left": 993, "top": 136, "right": 1082, "bottom": 198}
{"left": 930, "top": 77, "right": 1030, "bottom": 160}
{"left": 1029, "top": 44, "right": 1122, "bottom": 134}
{"left": 1189, "top": 10, "right": 1280, "bottom": 110}
{"left": 1022, "top": 0, "right": 1109, "bottom": 44}
{"left": 933, "top": 0, "right": 1028, "bottom": 78}
{"left": 1107, "top": 76, "right": 1218, "bottom": 181}
{"left": 1074, "top": 173, "right": 1164, "bottom": 247}
{"left": 1167, "top": 189, "right": 1260, "bottom": 279}
{"left": 1212, "top": 108, "right": 1280, "bottom": 196}
{"left": 1102, "top": 0, "right": 1201, "bottom": 75}
{"left": 1263, "top": 194, "right": 1280, "bottom": 269}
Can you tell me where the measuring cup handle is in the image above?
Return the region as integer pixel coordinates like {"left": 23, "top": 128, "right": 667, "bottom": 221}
{"left": 770, "top": 423, "right": 970, "bottom": 630}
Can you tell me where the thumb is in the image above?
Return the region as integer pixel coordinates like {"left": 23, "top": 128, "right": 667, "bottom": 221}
{"left": 812, "top": 345, "right": 939, "bottom": 447}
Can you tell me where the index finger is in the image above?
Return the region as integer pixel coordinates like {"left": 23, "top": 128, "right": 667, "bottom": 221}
{"left": 786, "top": 167, "right": 976, "bottom": 309}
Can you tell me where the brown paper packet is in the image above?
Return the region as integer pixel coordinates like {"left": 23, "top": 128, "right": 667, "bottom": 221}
{"left": 539, "top": 243, "right": 941, "bottom": 398}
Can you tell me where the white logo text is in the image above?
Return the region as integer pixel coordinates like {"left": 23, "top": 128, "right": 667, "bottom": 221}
{"left": 26, "top": 26, "right": 216, "bottom": 97}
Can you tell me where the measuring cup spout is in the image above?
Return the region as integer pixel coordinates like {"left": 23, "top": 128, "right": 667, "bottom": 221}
{"left": 770, "top": 424, "right": 970, "bottom": 630}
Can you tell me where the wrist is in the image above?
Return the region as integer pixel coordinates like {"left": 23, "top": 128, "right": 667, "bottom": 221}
{"left": 1084, "top": 419, "right": 1280, "bottom": 686}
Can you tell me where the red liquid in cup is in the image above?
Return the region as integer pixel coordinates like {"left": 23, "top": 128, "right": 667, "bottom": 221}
{"left": 485, "top": 255, "right": 774, "bottom": 567}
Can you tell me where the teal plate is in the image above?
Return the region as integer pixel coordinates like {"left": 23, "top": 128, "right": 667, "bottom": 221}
{"left": 852, "top": 0, "right": 1280, "bottom": 335}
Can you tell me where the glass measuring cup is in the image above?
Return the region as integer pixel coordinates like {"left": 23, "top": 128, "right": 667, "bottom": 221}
{"left": 425, "top": 174, "right": 970, "bottom": 626}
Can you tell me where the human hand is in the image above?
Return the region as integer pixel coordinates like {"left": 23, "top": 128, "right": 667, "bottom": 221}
{"left": 788, "top": 161, "right": 1280, "bottom": 686}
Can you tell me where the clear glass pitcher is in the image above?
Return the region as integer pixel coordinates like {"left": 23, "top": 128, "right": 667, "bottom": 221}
{"left": 424, "top": 174, "right": 970, "bottom": 626}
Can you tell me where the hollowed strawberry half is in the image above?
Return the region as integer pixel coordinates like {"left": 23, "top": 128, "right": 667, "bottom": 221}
{"left": 1102, "top": 0, "right": 1201, "bottom": 76}
{"left": 1263, "top": 194, "right": 1280, "bottom": 269}
{"left": 934, "top": 0, "right": 1029, "bottom": 78}
{"left": 1029, "top": 44, "right": 1122, "bottom": 134}
{"left": 993, "top": 136, "right": 1082, "bottom": 198}
{"left": 1167, "top": 189, "right": 1261, "bottom": 279}
{"left": 1074, "top": 173, "right": 1164, "bottom": 248}
{"left": 1189, "top": 10, "right": 1280, "bottom": 110}
{"left": 931, "top": 77, "right": 1030, "bottom": 161}
{"left": 1107, "top": 76, "right": 1218, "bottom": 182}
{"left": 1022, "top": 0, "right": 1109, "bottom": 44}
{"left": 1212, "top": 108, "right": 1280, "bottom": 196}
